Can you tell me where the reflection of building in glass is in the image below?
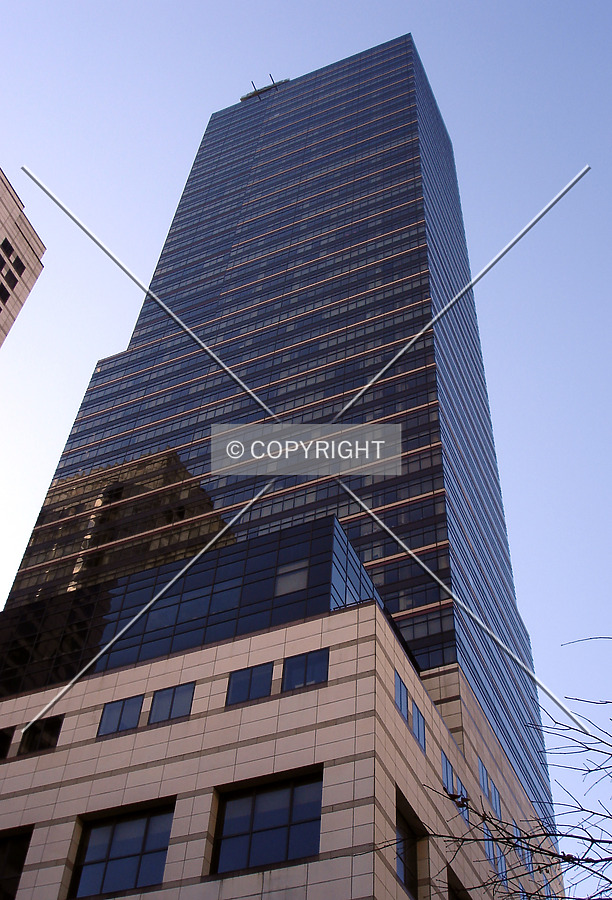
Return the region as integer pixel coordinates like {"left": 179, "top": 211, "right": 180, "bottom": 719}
{"left": 0, "top": 36, "right": 563, "bottom": 898}
{"left": 0, "top": 168, "right": 44, "bottom": 346}
{"left": 0, "top": 451, "right": 231, "bottom": 696}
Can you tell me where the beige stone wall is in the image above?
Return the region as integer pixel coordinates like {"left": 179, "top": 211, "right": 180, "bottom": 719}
{"left": 0, "top": 602, "right": 561, "bottom": 898}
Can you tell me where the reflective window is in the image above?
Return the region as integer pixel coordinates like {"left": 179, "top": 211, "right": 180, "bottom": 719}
{"left": 274, "top": 559, "right": 308, "bottom": 595}
{"left": 214, "top": 774, "right": 322, "bottom": 873}
{"left": 489, "top": 778, "right": 501, "bottom": 818}
{"left": 496, "top": 845, "right": 507, "bottom": 885}
{"left": 394, "top": 670, "right": 409, "bottom": 722}
{"left": 455, "top": 776, "right": 469, "bottom": 824}
{"left": 441, "top": 750, "right": 454, "bottom": 794}
{"left": 71, "top": 807, "right": 173, "bottom": 897}
{"left": 149, "top": 682, "right": 195, "bottom": 724}
{"left": 412, "top": 701, "right": 426, "bottom": 752}
{"left": 98, "top": 695, "right": 143, "bottom": 736}
{"left": 483, "top": 823, "right": 495, "bottom": 866}
{"left": 226, "top": 662, "right": 273, "bottom": 705}
{"left": 281, "top": 648, "right": 328, "bottom": 692}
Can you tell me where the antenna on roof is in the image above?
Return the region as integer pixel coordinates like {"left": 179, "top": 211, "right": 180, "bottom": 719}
{"left": 269, "top": 74, "right": 279, "bottom": 91}
{"left": 250, "top": 81, "right": 262, "bottom": 100}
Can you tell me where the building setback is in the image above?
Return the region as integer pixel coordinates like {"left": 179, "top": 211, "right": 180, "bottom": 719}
{"left": 0, "top": 168, "right": 44, "bottom": 347}
{"left": 0, "top": 35, "right": 561, "bottom": 899}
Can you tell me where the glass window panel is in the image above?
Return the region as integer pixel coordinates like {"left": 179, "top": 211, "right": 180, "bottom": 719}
{"left": 171, "top": 682, "right": 195, "bottom": 718}
{"left": 305, "top": 649, "right": 328, "bottom": 685}
{"left": 288, "top": 819, "right": 320, "bottom": 859}
{"left": 111, "top": 817, "right": 147, "bottom": 857}
{"left": 249, "top": 826, "right": 287, "bottom": 867}
{"left": 149, "top": 688, "right": 173, "bottom": 724}
{"left": 83, "top": 824, "right": 113, "bottom": 862}
{"left": 223, "top": 796, "right": 253, "bottom": 836}
{"left": 253, "top": 787, "right": 291, "bottom": 829}
{"left": 275, "top": 561, "right": 308, "bottom": 596}
{"left": 98, "top": 702, "right": 122, "bottom": 736}
{"left": 102, "top": 855, "right": 139, "bottom": 893}
{"left": 75, "top": 862, "right": 105, "bottom": 897}
{"left": 282, "top": 654, "right": 306, "bottom": 691}
{"left": 136, "top": 849, "right": 168, "bottom": 887}
{"left": 249, "top": 662, "right": 273, "bottom": 699}
{"left": 119, "top": 696, "right": 143, "bottom": 730}
{"left": 217, "top": 834, "right": 250, "bottom": 873}
{"left": 145, "top": 811, "right": 174, "bottom": 851}
{"left": 226, "top": 669, "right": 251, "bottom": 705}
{"left": 292, "top": 780, "right": 323, "bottom": 822}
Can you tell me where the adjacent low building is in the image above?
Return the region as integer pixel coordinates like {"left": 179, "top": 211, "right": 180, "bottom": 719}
{"left": 0, "top": 168, "right": 44, "bottom": 347}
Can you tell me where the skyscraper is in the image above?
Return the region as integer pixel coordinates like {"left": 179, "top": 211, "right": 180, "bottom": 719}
{"left": 0, "top": 35, "right": 561, "bottom": 899}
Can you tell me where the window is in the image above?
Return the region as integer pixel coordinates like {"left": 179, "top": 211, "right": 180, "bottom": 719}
{"left": 525, "top": 844, "right": 534, "bottom": 875}
{"left": 455, "top": 776, "right": 469, "bottom": 824}
{"left": 282, "top": 648, "right": 328, "bottom": 692}
{"left": 0, "top": 726, "right": 14, "bottom": 759}
{"left": 13, "top": 256, "right": 25, "bottom": 276}
{"left": 4, "top": 270, "right": 17, "bottom": 289}
{"left": 0, "top": 284, "right": 9, "bottom": 304}
{"left": 543, "top": 876, "right": 553, "bottom": 899}
{"left": 394, "top": 670, "right": 409, "bottom": 722}
{"left": 519, "top": 885, "right": 527, "bottom": 900}
{"left": 1, "top": 238, "right": 13, "bottom": 257}
{"left": 71, "top": 806, "right": 173, "bottom": 897}
{"left": 441, "top": 750, "right": 454, "bottom": 794}
{"left": 489, "top": 778, "right": 501, "bottom": 818}
{"left": 496, "top": 845, "right": 507, "bottom": 885}
{"left": 0, "top": 827, "right": 33, "bottom": 900}
{"left": 396, "top": 813, "right": 418, "bottom": 899}
{"left": 17, "top": 715, "right": 63, "bottom": 755}
{"left": 98, "top": 695, "right": 143, "bottom": 736}
{"left": 274, "top": 559, "right": 308, "bottom": 595}
{"left": 483, "top": 823, "right": 495, "bottom": 866}
{"left": 149, "top": 682, "right": 195, "bottom": 724}
{"left": 412, "top": 700, "right": 426, "bottom": 751}
{"left": 214, "top": 774, "right": 322, "bottom": 874}
{"left": 478, "top": 757, "right": 489, "bottom": 796}
{"left": 478, "top": 757, "right": 502, "bottom": 817}
{"left": 226, "top": 662, "right": 273, "bottom": 705}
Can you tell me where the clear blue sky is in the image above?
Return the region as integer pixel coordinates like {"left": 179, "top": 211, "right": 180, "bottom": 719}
{"left": 1, "top": 0, "right": 610, "bottom": 836}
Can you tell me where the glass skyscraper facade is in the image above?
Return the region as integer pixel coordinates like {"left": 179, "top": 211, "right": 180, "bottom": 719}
{"left": 1, "top": 35, "right": 552, "bottom": 819}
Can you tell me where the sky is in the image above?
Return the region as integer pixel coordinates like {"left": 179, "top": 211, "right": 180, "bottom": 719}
{"left": 1, "top": 0, "right": 610, "bottom": 859}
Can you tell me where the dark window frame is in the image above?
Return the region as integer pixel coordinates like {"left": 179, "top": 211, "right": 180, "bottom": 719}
{"left": 17, "top": 715, "right": 63, "bottom": 756}
{"left": 98, "top": 695, "right": 143, "bottom": 737}
{"left": 148, "top": 682, "right": 195, "bottom": 725}
{"left": 213, "top": 772, "right": 323, "bottom": 876}
{"left": 226, "top": 662, "right": 273, "bottom": 706}
{"left": 396, "top": 811, "right": 419, "bottom": 899}
{"left": 281, "top": 648, "right": 329, "bottom": 693}
{"left": 70, "top": 805, "right": 174, "bottom": 898}
{"left": 412, "top": 700, "right": 426, "bottom": 752}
